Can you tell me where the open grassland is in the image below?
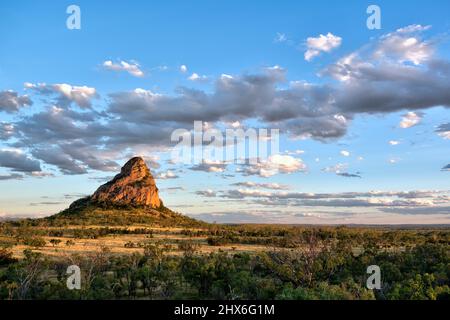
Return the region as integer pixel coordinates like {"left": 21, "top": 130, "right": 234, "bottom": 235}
{"left": 1, "top": 226, "right": 272, "bottom": 259}
{"left": 1, "top": 215, "right": 448, "bottom": 259}
{"left": 0, "top": 206, "right": 449, "bottom": 300}
{"left": 0, "top": 205, "right": 449, "bottom": 259}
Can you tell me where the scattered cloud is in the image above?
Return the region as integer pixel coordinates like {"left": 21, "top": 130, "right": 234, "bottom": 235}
{"left": 323, "top": 26, "right": 450, "bottom": 115}
{"left": 323, "top": 163, "right": 347, "bottom": 174}
{"left": 188, "top": 73, "right": 208, "bottom": 82}
{"left": 322, "top": 163, "right": 360, "bottom": 178}
{"left": 389, "top": 158, "right": 401, "bottom": 164}
{"left": 24, "top": 82, "right": 98, "bottom": 108}
{"left": 152, "top": 65, "right": 168, "bottom": 72}
{"left": 0, "top": 90, "right": 32, "bottom": 113}
{"left": 142, "top": 155, "right": 160, "bottom": 169}
{"left": 337, "top": 172, "right": 362, "bottom": 178}
{"left": 284, "top": 149, "right": 305, "bottom": 156}
{"left": 242, "top": 155, "right": 306, "bottom": 177}
{"left": 30, "top": 148, "right": 86, "bottom": 175}
{"left": 0, "top": 173, "right": 23, "bottom": 181}
{"left": 219, "top": 189, "right": 273, "bottom": 199}
{"left": 227, "top": 121, "right": 241, "bottom": 128}
{"left": 340, "top": 150, "right": 350, "bottom": 157}
{"left": 304, "top": 32, "right": 342, "bottom": 61}
{"left": 190, "top": 160, "right": 227, "bottom": 173}
{"left": 195, "top": 189, "right": 216, "bottom": 197}
{"left": 1, "top": 25, "right": 448, "bottom": 178}
{"left": 29, "top": 201, "right": 64, "bottom": 207}
{"left": 396, "top": 24, "right": 432, "bottom": 33}
{"left": 30, "top": 171, "right": 54, "bottom": 178}
{"left": 63, "top": 193, "right": 89, "bottom": 199}
{"left": 0, "top": 149, "right": 41, "bottom": 173}
{"left": 442, "top": 164, "right": 450, "bottom": 171}
{"left": 180, "top": 65, "right": 188, "bottom": 73}
{"left": 164, "top": 186, "right": 185, "bottom": 191}
{"left": 374, "top": 25, "right": 433, "bottom": 65}
{"left": 380, "top": 206, "right": 450, "bottom": 215}
{"left": 156, "top": 170, "right": 179, "bottom": 180}
{"left": 400, "top": 112, "right": 422, "bottom": 129}
{"left": 103, "top": 60, "right": 144, "bottom": 77}
{"left": 389, "top": 140, "right": 400, "bottom": 146}
{"left": 0, "top": 123, "right": 14, "bottom": 140}
{"left": 231, "top": 181, "right": 290, "bottom": 190}
{"left": 274, "top": 32, "right": 288, "bottom": 43}
{"left": 436, "top": 123, "right": 450, "bottom": 139}
{"left": 211, "top": 188, "right": 449, "bottom": 210}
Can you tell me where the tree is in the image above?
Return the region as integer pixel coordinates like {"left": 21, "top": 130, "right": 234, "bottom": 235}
{"left": 23, "top": 237, "right": 46, "bottom": 248}
{"left": 7, "top": 250, "right": 46, "bottom": 299}
{"left": 65, "top": 240, "right": 75, "bottom": 246}
{"left": 50, "top": 239, "right": 62, "bottom": 247}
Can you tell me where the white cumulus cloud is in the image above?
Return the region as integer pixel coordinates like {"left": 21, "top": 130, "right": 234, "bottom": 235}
{"left": 103, "top": 60, "right": 144, "bottom": 77}
{"left": 156, "top": 170, "right": 178, "bottom": 180}
{"left": 24, "top": 82, "right": 97, "bottom": 108}
{"left": 400, "top": 112, "right": 422, "bottom": 128}
{"left": 375, "top": 25, "right": 433, "bottom": 65}
{"left": 180, "top": 65, "right": 188, "bottom": 73}
{"left": 188, "top": 73, "right": 208, "bottom": 82}
{"left": 305, "top": 32, "right": 342, "bottom": 61}
{"left": 243, "top": 155, "right": 306, "bottom": 178}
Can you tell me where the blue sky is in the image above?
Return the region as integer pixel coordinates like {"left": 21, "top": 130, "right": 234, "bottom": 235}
{"left": 0, "top": 0, "right": 449, "bottom": 224}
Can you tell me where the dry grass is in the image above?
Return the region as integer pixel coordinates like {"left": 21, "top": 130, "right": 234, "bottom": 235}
{"left": 5, "top": 225, "right": 271, "bottom": 259}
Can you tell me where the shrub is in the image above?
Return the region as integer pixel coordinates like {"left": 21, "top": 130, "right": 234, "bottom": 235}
{"left": 49, "top": 239, "right": 62, "bottom": 247}
{"left": 207, "top": 237, "right": 230, "bottom": 246}
{"left": 23, "top": 237, "right": 46, "bottom": 248}
{"left": 124, "top": 241, "right": 136, "bottom": 248}
{"left": 0, "top": 247, "right": 17, "bottom": 265}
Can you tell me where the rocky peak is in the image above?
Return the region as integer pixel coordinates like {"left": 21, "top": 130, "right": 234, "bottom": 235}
{"left": 90, "top": 157, "right": 162, "bottom": 208}
{"left": 118, "top": 157, "right": 151, "bottom": 180}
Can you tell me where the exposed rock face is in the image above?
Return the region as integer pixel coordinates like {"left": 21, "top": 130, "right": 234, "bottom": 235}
{"left": 90, "top": 157, "right": 161, "bottom": 208}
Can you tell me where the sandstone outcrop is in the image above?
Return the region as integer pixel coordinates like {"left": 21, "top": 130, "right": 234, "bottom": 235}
{"left": 89, "top": 157, "right": 162, "bottom": 208}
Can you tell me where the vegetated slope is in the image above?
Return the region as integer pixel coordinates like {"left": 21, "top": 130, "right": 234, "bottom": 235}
{"left": 41, "top": 198, "right": 205, "bottom": 228}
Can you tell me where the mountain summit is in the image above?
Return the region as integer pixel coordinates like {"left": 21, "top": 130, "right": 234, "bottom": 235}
{"left": 89, "top": 157, "right": 162, "bottom": 208}
{"left": 55, "top": 156, "right": 201, "bottom": 227}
